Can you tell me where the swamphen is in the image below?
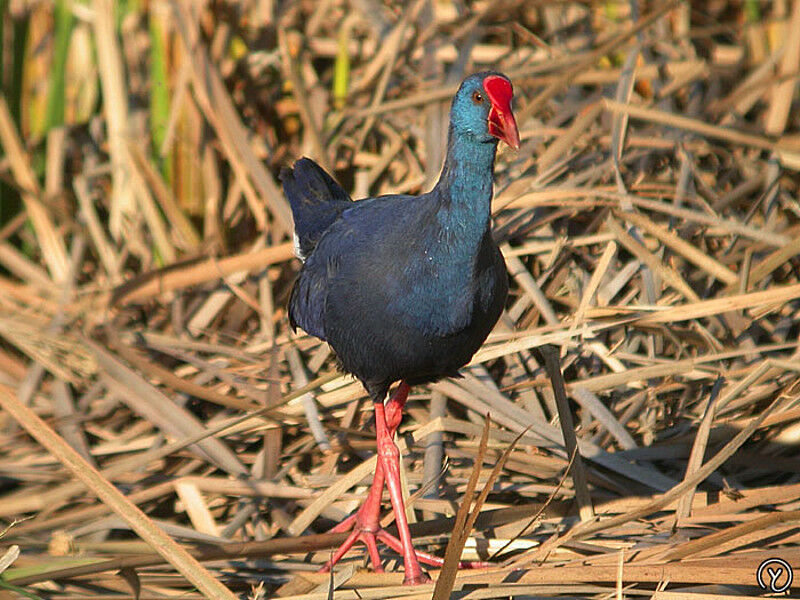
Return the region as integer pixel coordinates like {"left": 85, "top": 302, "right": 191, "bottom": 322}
{"left": 282, "top": 72, "right": 519, "bottom": 584}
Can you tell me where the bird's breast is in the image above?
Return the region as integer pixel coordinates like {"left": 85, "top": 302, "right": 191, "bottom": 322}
{"left": 386, "top": 237, "right": 494, "bottom": 336}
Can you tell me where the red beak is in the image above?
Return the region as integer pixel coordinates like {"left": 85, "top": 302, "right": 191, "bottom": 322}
{"left": 484, "top": 75, "right": 520, "bottom": 150}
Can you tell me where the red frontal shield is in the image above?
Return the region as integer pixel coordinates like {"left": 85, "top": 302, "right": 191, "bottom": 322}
{"left": 484, "top": 75, "right": 520, "bottom": 150}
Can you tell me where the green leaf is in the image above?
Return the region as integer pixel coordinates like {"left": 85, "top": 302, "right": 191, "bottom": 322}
{"left": 148, "top": 10, "right": 170, "bottom": 181}
{"left": 333, "top": 23, "right": 350, "bottom": 109}
{"left": 44, "top": 0, "right": 74, "bottom": 132}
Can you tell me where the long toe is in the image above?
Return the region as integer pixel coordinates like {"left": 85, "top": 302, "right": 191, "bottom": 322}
{"left": 376, "top": 528, "right": 490, "bottom": 570}
{"left": 322, "top": 529, "right": 385, "bottom": 573}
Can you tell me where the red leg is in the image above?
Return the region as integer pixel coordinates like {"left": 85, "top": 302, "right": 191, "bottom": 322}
{"left": 324, "top": 382, "right": 485, "bottom": 583}
{"left": 384, "top": 381, "right": 409, "bottom": 432}
{"left": 321, "top": 383, "right": 409, "bottom": 574}
{"left": 374, "top": 399, "right": 429, "bottom": 584}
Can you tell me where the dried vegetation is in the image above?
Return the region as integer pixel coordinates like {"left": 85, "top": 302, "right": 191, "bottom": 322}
{"left": 1, "top": 1, "right": 800, "bottom": 599}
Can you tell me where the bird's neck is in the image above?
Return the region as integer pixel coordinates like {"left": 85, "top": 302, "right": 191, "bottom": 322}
{"left": 432, "top": 126, "right": 498, "bottom": 246}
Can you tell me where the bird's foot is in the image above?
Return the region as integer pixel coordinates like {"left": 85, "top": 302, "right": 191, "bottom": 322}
{"left": 320, "top": 382, "right": 488, "bottom": 584}
{"left": 321, "top": 509, "right": 487, "bottom": 582}
{"left": 322, "top": 518, "right": 436, "bottom": 584}
{"left": 321, "top": 525, "right": 385, "bottom": 574}
{"left": 321, "top": 492, "right": 385, "bottom": 573}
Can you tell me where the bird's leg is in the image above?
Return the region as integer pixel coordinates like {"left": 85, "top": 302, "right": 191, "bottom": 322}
{"left": 383, "top": 381, "right": 408, "bottom": 432}
{"left": 371, "top": 385, "right": 490, "bottom": 572}
{"left": 346, "top": 381, "right": 410, "bottom": 532}
{"left": 321, "top": 383, "right": 410, "bottom": 574}
{"left": 322, "top": 382, "right": 487, "bottom": 579}
{"left": 373, "top": 398, "right": 430, "bottom": 584}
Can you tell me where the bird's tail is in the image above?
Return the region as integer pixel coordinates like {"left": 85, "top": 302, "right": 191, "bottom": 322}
{"left": 280, "top": 158, "right": 352, "bottom": 260}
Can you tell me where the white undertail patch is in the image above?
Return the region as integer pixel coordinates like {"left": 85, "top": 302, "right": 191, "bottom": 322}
{"left": 293, "top": 232, "right": 306, "bottom": 262}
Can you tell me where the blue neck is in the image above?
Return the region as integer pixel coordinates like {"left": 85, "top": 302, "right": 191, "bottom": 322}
{"left": 432, "top": 125, "right": 498, "bottom": 250}
{"left": 387, "top": 126, "right": 499, "bottom": 334}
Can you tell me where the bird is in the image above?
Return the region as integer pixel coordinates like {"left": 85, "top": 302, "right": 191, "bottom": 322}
{"left": 281, "top": 72, "right": 519, "bottom": 584}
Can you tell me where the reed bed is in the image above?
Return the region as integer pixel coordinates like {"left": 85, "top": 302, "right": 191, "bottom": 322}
{"left": 1, "top": 1, "right": 799, "bottom": 598}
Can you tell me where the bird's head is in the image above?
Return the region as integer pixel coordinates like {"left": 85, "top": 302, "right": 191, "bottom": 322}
{"left": 450, "top": 72, "right": 520, "bottom": 150}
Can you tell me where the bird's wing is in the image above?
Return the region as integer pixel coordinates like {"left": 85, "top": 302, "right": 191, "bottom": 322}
{"left": 288, "top": 193, "right": 417, "bottom": 341}
{"left": 280, "top": 158, "right": 353, "bottom": 260}
{"left": 288, "top": 254, "right": 329, "bottom": 340}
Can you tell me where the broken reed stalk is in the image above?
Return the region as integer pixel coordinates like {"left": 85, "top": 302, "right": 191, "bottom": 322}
{"left": 540, "top": 344, "right": 594, "bottom": 521}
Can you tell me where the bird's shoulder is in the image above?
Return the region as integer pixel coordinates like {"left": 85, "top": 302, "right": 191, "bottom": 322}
{"left": 341, "top": 191, "right": 435, "bottom": 227}
{"left": 310, "top": 191, "right": 437, "bottom": 257}
{"left": 289, "top": 191, "right": 434, "bottom": 339}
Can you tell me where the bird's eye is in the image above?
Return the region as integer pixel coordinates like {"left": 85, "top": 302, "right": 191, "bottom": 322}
{"left": 472, "top": 91, "right": 484, "bottom": 104}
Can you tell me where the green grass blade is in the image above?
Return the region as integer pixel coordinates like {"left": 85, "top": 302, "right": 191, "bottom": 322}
{"left": 333, "top": 21, "right": 350, "bottom": 109}
{"left": 148, "top": 10, "right": 170, "bottom": 181}
{"left": 44, "top": 0, "right": 73, "bottom": 132}
{"left": 745, "top": 0, "right": 760, "bottom": 22}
